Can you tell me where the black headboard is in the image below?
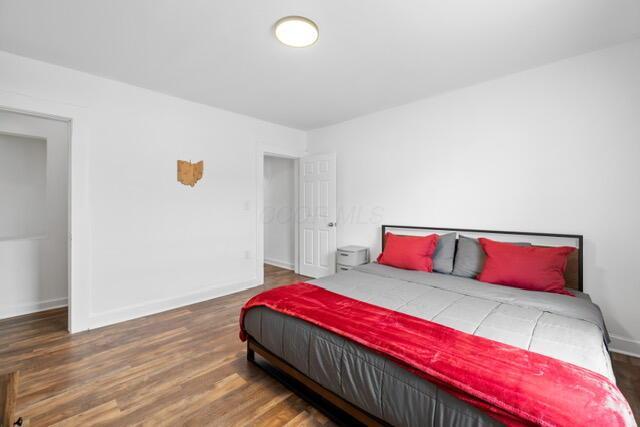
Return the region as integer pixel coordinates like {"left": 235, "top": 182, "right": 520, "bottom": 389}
{"left": 381, "top": 225, "right": 584, "bottom": 292}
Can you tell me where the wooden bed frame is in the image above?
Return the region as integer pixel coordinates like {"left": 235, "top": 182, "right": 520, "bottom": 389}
{"left": 247, "top": 338, "right": 388, "bottom": 426}
{"left": 247, "top": 225, "right": 584, "bottom": 425}
{"left": 381, "top": 225, "right": 584, "bottom": 291}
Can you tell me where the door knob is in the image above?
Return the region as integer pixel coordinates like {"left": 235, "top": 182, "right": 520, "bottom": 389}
{"left": 328, "top": 222, "right": 336, "bottom": 227}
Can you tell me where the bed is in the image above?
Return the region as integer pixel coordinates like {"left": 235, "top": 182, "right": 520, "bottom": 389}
{"left": 242, "top": 226, "right": 623, "bottom": 426}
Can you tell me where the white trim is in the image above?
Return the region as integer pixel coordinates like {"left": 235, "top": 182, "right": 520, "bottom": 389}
{"left": 0, "top": 297, "right": 68, "bottom": 320}
{"left": 293, "top": 159, "right": 300, "bottom": 273}
{"left": 609, "top": 335, "right": 640, "bottom": 358}
{"left": 256, "top": 147, "right": 265, "bottom": 285}
{"left": 262, "top": 144, "right": 306, "bottom": 159}
{"left": 88, "top": 279, "right": 258, "bottom": 330}
{"left": 0, "top": 92, "right": 92, "bottom": 334}
{"left": 264, "top": 258, "right": 295, "bottom": 271}
{"left": 0, "top": 234, "right": 47, "bottom": 242}
{"left": 256, "top": 142, "right": 305, "bottom": 284}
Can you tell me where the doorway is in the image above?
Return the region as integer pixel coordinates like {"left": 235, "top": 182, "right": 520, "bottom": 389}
{"left": 256, "top": 147, "right": 337, "bottom": 284}
{"left": 0, "top": 110, "right": 70, "bottom": 328}
{"left": 263, "top": 155, "right": 297, "bottom": 281}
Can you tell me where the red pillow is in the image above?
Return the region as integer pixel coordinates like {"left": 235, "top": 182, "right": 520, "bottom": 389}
{"left": 477, "top": 238, "right": 575, "bottom": 295}
{"left": 377, "top": 232, "right": 439, "bottom": 272}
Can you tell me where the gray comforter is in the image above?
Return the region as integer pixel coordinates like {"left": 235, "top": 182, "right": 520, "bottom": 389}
{"left": 243, "top": 264, "right": 613, "bottom": 426}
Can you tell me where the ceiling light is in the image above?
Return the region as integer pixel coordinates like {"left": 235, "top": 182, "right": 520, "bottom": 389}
{"left": 274, "top": 16, "right": 319, "bottom": 48}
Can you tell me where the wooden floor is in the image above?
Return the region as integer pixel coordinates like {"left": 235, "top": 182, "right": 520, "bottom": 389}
{"left": 0, "top": 265, "right": 328, "bottom": 427}
{"left": 1, "top": 264, "right": 639, "bottom": 426}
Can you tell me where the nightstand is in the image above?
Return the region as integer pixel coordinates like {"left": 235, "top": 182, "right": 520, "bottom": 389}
{"left": 336, "top": 246, "right": 370, "bottom": 272}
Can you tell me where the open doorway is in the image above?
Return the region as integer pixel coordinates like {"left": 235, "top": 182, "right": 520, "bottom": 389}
{"left": 263, "top": 155, "right": 297, "bottom": 284}
{"left": 0, "top": 110, "right": 70, "bottom": 331}
{"left": 257, "top": 148, "right": 337, "bottom": 286}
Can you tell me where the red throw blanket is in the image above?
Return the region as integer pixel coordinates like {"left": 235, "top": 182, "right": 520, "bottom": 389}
{"left": 240, "top": 283, "right": 635, "bottom": 427}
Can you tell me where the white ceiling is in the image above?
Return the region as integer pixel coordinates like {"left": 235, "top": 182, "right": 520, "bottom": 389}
{"left": 1, "top": 1, "right": 639, "bottom": 130}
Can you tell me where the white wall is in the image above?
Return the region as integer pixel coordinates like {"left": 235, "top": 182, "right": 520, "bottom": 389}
{"left": 0, "top": 132, "right": 46, "bottom": 239}
{"left": 0, "top": 111, "right": 69, "bottom": 318}
{"left": 0, "top": 50, "right": 306, "bottom": 328}
{"left": 308, "top": 39, "right": 640, "bottom": 356}
{"left": 264, "top": 156, "right": 295, "bottom": 270}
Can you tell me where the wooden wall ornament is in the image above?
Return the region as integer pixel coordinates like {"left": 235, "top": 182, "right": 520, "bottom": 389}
{"left": 177, "top": 160, "right": 204, "bottom": 187}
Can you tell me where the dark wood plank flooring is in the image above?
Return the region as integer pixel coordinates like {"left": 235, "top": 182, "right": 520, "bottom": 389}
{"left": 0, "top": 264, "right": 638, "bottom": 425}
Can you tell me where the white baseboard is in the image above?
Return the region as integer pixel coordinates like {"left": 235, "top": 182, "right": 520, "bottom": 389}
{"left": 88, "top": 279, "right": 258, "bottom": 330}
{"left": 264, "top": 258, "right": 294, "bottom": 271}
{"left": 0, "top": 297, "right": 68, "bottom": 320}
{"left": 609, "top": 334, "right": 640, "bottom": 358}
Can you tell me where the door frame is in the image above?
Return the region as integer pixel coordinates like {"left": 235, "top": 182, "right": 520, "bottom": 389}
{"left": 0, "top": 91, "right": 92, "bottom": 333}
{"left": 256, "top": 143, "right": 305, "bottom": 284}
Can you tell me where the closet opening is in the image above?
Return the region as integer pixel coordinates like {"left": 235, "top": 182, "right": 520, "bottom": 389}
{"left": 0, "top": 110, "right": 70, "bottom": 331}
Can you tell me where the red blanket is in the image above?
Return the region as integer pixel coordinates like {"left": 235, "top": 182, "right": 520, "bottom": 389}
{"left": 240, "top": 283, "right": 635, "bottom": 426}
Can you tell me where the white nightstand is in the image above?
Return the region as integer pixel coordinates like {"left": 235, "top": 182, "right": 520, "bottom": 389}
{"left": 336, "top": 246, "right": 370, "bottom": 272}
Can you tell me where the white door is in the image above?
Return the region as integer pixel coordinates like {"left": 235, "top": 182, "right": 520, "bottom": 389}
{"left": 299, "top": 153, "right": 337, "bottom": 278}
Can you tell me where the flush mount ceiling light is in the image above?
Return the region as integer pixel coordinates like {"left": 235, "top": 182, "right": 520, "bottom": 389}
{"left": 274, "top": 16, "right": 319, "bottom": 48}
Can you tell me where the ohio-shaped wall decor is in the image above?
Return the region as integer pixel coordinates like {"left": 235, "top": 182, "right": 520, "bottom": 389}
{"left": 177, "top": 160, "right": 204, "bottom": 187}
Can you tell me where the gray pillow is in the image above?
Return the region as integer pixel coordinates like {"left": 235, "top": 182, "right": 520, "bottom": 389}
{"left": 452, "top": 236, "right": 531, "bottom": 278}
{"left": 432, "top": 232, "right": 456, "bottom": 274}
